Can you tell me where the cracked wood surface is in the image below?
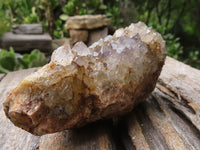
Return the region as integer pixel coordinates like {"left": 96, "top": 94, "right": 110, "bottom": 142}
{"left": 126, "top": 57, "right": 200, "bottom": 150}
{"left": 0, "top": 57, "right": 199, "bottom": 150}
{"left": 0, "top": 68, "right": 117, "bottom": 150}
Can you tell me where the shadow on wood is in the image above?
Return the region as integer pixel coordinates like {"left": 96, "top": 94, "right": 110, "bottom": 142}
{"left": 0, "top": 57, "right": 199, "bottom": 150}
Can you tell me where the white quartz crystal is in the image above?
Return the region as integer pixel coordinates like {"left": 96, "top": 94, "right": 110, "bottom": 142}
{"left": 4, "top": 22, "right": 166, "bottom": 135}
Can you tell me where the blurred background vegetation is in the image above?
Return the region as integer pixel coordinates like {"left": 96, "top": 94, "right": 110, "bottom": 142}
{"left": 0, "top": 0, "right": 199, "bottom": 71}
{"left": 0, "top": 48, "right": 46, "bottom": 73}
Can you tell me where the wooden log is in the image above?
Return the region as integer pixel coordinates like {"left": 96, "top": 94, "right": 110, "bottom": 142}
{"left": 1, "top": 32, "right": 52, "bottom": 52}
{"left": 0, "top": 68, "right": 40, "bottom": 150}
{"left": 126, "top": 57, "right": 200, "bottom": 150}
{"left": 0, "top": 57, "right": 199, "bottom": 150}
{"left": 39, "top": 122, "right": 116, "bottom": 150}
{"left": 0, "top": 69, "right": 117, "bottom": 150}
{"left": 12, "top": 24, "right": 43, "bottom": 34}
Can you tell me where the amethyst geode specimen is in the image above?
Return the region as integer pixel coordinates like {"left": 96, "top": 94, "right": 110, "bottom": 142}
{"left": 4, "top": 22, "right": 166, "bottom": 135}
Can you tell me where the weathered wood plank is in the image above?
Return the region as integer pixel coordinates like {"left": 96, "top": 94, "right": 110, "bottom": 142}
{"left": 157, "top": 56, "right": 200, "bottom": 131}
{"left": 12, "top": 24, "right": 43, "bottom": 34}
{"left": 159, "top": 56, "right": 200, "bottom": 105}
{"left": 0, "top": 69, "right": 117, "bottom": 149}
{"left": 39, "top": 121, "right": 116, "bottom": 150}
{"left": 1, "top": 57, "right": 199, "bottom": 150}
{"left": 0, "top": 68, "right": 40, "bottom": 150}
{"left": 126, "top": 57, "right": 200, "bottom": 150}
{"left": 2, "top": 32, "right": 52, "bottom": 52}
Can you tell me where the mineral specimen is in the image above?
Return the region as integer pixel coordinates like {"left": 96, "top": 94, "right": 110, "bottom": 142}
{"left": 3, "top": 22, "right": 166, "bottom": 136}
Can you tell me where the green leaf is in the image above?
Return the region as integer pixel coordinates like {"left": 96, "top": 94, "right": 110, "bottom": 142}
{"left": 59, "top": 14, "right": 69, "bottom": 21}
{"left": 106, "top": 12, "right": 112, "bottom": 17}
{"left": 87, "top": 9, "right": 95, "bottom": 14}
{"left": 0, "top": 65, "right": 10, "bottom": 73}
{"left": 82, "top": 3, "right": 86, "bottom": 7}
{"left": 79, "top": 8, "right": 87, "bottom": 15}
{"left": 99, "top": 4, "right": 107, "bottom": 10}
{"left": 19, "top": 49, "right": 47, "bottom": 69}
{"left": 0, "top": 56, "right": 16, "bottom": 71}
{"left": 17, "top": 57, "right": 28, "bottom": 69}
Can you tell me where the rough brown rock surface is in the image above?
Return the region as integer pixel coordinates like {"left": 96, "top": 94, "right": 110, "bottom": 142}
{"left": 69, "top": 29, "right": 88, "bottom": 45}
{"left": 3, "top": 22, "right": 166, "bottom": 136}
{"left": 65, "top": 15, "right": 111, "bottom": 29}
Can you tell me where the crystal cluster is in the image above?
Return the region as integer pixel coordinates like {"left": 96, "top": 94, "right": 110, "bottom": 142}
{"left": 3, "top": 22, "right": 166, "bottom": 135}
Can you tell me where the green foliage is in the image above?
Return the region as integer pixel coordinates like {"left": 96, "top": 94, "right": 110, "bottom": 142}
{"left": 0, "top": 0, "right": 42, "bottom": 40}
{"left": 0, "top": 48, "right": 16, "bottom": 73}
{"left": 1, "top": 0, "right": 39, "bottom": 24}
{"left": 61, "top": 0, "right": 122, "bottom": 28}
{"left": 18, "top": 49, "right": 47, "bottom": 69}
{"left": 0, "top": 0, "right": 61, "bottom": 38}
{"left": 134, "top": 0, "right": 200, "bottom": 68}
{"left": 62, "top": 0, "right": 79, "bottom": 16}
{"left": 106, "top": 5, "right": 123, "bottom": 28}
{"left": 0, "top": 48, "right": 47, "bottom": 73}
{"left": 24, "top": 7, "right": 40, "bottom": 23}
{"left": 0, "top": 0, "right": 122, "bottom": 39}
{"left": 53, "top": 20, "right": 64, "bottom": 39}
{"left": 183, "top": 49, "right": 200, "bottom": 69}
{"left": 0, "top": 0, "right": 199, "bottom": 68}
{"left": 164, "top": 34, "right": 183, "bottom": 59}
{"left": 61, "top": 0, "right": 107, "bottom": 16}
{"left": 0, "top": 0, "right": 12, "bottom": 39}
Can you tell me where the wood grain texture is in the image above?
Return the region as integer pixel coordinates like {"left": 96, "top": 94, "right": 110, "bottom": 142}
{"left": 0, "top": 68, "right": 40, "bottom": 150}
{"left": 0, "top": 57, "right": 199, "bottom": 150}
{"left": 39, "top": 122, "right": 116, "bottom": 150}
{"left": 2, "top": 33, "right": 52, "bottom": 52}
{"left": 158, "top": 57, "right": 200, "bottom": 131}
{"left": 0, "top": 69, "right": 116, "bottom": 150}
{"left": 126, "top": 57, "right": 200, "bottom": 150}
